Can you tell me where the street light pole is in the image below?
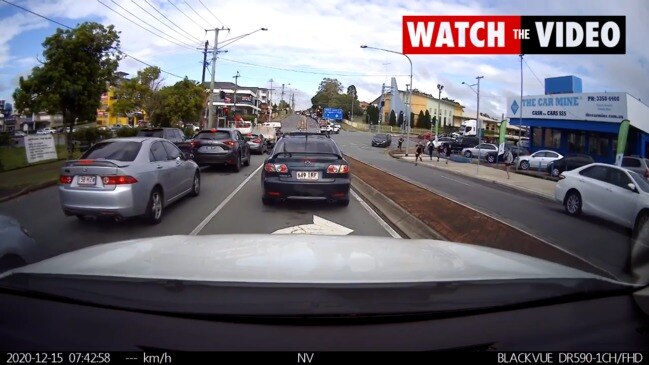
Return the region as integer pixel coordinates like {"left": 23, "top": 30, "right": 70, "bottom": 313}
{"left": 436, "top": 84, "right": 443, "bottom": 138}
{"left": 476, "top": 76, "right": 484, "bottom": 173}
{"left": 519, "top": 54, "right": 524, "bottom": 142}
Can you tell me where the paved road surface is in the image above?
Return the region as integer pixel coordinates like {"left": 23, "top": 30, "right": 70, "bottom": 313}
{"left": 331, "top": 124, "right": 631, "bottom": 279}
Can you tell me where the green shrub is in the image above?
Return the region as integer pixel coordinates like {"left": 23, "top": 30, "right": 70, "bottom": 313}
{"left": 116, "top": 127, "right": 139, "bottom": 137}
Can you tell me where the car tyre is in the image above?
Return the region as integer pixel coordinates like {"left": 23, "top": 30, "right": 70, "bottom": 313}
{"left": 551, "top": 167, "right": 560, "bottom": 177}
{"left": 337, "top": 198, "right": 350, "bottom": 207}
{"left": 487, "top": 155, "right": 495, "bottom": 163}
{"left": 262, "top": 196, "right": 274, "bottom": 206}
{"left": 564, "top": 190, "right": 582, "bottom": 216}
{"left": 244, "top": 150, "right": 251, "bottom": 166}
{"left": 233, "top": 154, "right": 242, "bottom": 172}
{"left": 0, "top": 255, "right": 27, "bottom": 272}
{"left": 190, "top": 172, "right": 200, "bottom": 197}
{"left": 464, "top": 151, "right": 472, "bottom": 158}
{"left": 144, "top": 188, "right": 164, "bottom": 225}
{"left": 520, "top": 160, "right": 530, "bottom": 170}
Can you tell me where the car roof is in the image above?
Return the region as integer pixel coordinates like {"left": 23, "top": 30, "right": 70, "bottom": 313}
{"left": 100, "top": 137, "right": 161, "bottom": 143}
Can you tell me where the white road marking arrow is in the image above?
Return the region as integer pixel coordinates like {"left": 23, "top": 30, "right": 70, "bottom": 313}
{"left": 272, "top": 215, "right": 354, "bottom": 236}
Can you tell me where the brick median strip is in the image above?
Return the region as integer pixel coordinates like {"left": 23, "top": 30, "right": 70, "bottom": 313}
{"left": 346, "top": 155, "right": 614, "bottom": 279}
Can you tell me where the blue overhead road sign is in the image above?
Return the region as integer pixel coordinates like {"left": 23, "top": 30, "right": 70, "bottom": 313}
{"left": 323, "top": 108, "right": 343, "bottom": 120}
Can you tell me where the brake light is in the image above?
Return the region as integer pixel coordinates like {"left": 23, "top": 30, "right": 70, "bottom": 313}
{"left": 102, "top": 176, "right": 138, "bottom": 185}
{"left": 252, "top": 138, "right": 262, "bottom": 143}
{"left": 327, "top": 164, "right": 349, "bottom": 174}
{"left": 190, "top": 140, "right": 200, "bottom": 148}
{"left": 59, "top": 175, "right": 73, "bottom": 184}
{"left": 224, "top": 140, "right": 236, "bottom": 147}
{"left": 264, "top": 163, "right": 288, "bottom": 173}
{"left": 77, "top": 159, "right": 94, "bottom": 165}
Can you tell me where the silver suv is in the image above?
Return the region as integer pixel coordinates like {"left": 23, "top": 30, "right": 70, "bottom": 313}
{"left": 621, "top": 156, "right": 649, "bottom": 179}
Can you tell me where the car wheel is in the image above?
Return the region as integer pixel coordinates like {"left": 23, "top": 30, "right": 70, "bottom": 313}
{"left": 551, "top": 167, "right": 560, "bottom": 177}
{"left": 144, "top": 188, "right": 164, "bottom": 224}
{"left": 244, "top": 150, "right": 250, "bottom": 166}
{"left": 190, "top": 172, "right": 200, "bottom": 197}
{"left": 337, "top": 198, "right": 350, "bottom": 207}
{"left": 0, "top": 255, "right": 26, "bottom": 272}
{"left": 76, "top": 215, "right": 93, "bottom": 222}
{"left": 564, "top": 190, "right": 582, "bottom": 216}
{"left": 233, "top": 154, "right": 242, "bottom": 172}
{"left": 464, "top": 151, "right": 472, "bottom": 158}
{"left": 520, "top": 160, "right": 530, "bottom": 170}
{"left": 487, "top": 155, "right": 495, "bottom": 163}
{"left": 262, "top": 196, "right": 274, "bottom": 206}
{"left": 633, "top": 213, "right": 649, "bottom": 244}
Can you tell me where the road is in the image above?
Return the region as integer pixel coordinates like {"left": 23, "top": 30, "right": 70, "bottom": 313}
{"left": 329, "top": 123, "right": 631, "bottom": 279}
{"left": 0, "top": 117, "right": 395, "bottom": 260}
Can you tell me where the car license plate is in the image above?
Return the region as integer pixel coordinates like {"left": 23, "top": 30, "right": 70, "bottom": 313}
{"left": 77, "top": 175, "right": 96, "bottom": 185}
{"left": 296, "top": 171, "right": 318, "bottom": 180}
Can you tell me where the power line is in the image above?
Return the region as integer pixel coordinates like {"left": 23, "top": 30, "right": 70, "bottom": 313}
{"left": 219, "top": 57, "right": 410, "bottom": 77}
{"left": 142, "top": 0, "right": 202, "bottom": 43}
{"left": 99, "top": 0, "right": 197, "bottom": 50}
{"left": 182, "top": 0, "right": 213, "bottom": 27}
{"left": 167, "top": 0, "right": 206, "bottom": 30}
{"left": 197, "top": 0, "right": 225, "bottom": 27}
{"left": 523, "top": 58, "right": 544, "bottom": 87}
{"left": 131, "top": 0, "right": 201, "bottom": 45}
{"left": 2, "top": 0, "right": 185, "bottom": 79}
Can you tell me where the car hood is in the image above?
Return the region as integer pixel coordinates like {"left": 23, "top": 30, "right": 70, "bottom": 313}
{"left": 1, "top": 234, "right": 611, "bottom": 283}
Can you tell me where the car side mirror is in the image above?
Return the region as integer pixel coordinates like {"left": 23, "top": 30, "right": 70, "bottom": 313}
{"left": 628, "top": 183, "right": 637, "bottom": 192}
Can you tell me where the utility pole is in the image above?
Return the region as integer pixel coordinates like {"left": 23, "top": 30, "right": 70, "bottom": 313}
{"left": 476, "top": 75, "right": 484, "bottom": 173}
{"left": 290, "top": 92, "right": 295, "bottom": 111}
{"left": 280, "top": 83, "right": 285, "bottom": 114}
{"left": 519, "top": 54, "right": 524, "bottom": 142}
{"left": 207, "top": 26, "right": 229, "bottom": 129}
{"left": 268, "top": 78, "right": 274, "bottom": 106}
{"left": 200, "top": 40, "right": 208, "bottom": 84}
{"left": 233, "top": 71, "right": 240, "bottom": 116}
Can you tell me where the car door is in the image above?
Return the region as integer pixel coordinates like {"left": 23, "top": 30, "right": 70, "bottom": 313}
{"left": 576, "top": 165, "right": 615, "bottom": 219}
{"left": 162, "top": 140, "right": 192, "bottom": 200}
{"left": 602, "top": 167, "right": 639, "bottom": 227}
{"left": 149, "top": 141, "right": 176, "bottom": 202}
{"left": 543, "top": 152, "right": 560, "bottom": 168}
{"left": 527, "top": 152, "right": 544, "bottom": 169}
{"left": 236, "top": 131, "right": 249, "bottom": 158}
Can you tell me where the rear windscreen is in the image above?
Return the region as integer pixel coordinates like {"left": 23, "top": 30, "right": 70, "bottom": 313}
{"left": 196, "top": 131, "right": 231, "bottom": 140}
{"left": 275, "top": 138, "right": 339, "bottom": 154}
{"left": 80, "top": 141, "right": 141, "bottom": 161}
{"left": 137, "top": 130, "right": 164, "bottom": 138}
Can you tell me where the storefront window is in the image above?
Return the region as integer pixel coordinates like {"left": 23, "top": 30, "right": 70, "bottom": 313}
{"left": 589, "top": 134, "right": 610, "bottom": 156}
{"left": 532, "top": 127, "right": 542, "bottom": 147}
{"left": 568, "top": 132, "right": 586, "bottom": 154}
{"left": 544, "top": 128, "right": 561, "bottom": 149}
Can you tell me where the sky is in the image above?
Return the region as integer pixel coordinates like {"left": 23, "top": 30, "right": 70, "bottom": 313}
{"left": 0, "top": 0, "right": 648, "bottom": 117}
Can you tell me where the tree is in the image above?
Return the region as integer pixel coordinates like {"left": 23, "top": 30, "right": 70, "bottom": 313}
{"left": 311, "top": 78, "right": 343, "bottom": 109}
{"left": 150, "top": 78, "right": 204, "bottom": 127}
{"left": 410, "top": 112, "right": 416, "bottom": 129}
{"left": 366, "top": 105, "right": 379, "bottom": 124}
{"left": 13, "top": 22, "right": 121, "bottom": 157}
{"left": 397, "top": 111, "right": 403, "bottom": 127}
{"left": 424, "top": 110, "right": 431, "bottom": 130}
{"left": 389, "top": 110, "right": 397, "bottom": 126}
{"left": 113, "top": 66, "right": 163, "bottom": 122}
{"left": 417, "top": 110, "right": 425, "bottom": 129}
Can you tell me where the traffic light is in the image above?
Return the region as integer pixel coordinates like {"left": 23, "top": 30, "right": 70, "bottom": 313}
{"left": 219, "top": 91, "right": 226, "bottom": 99}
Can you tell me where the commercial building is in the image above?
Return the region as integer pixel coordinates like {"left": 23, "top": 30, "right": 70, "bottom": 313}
{"left": 203, "top": 81, "right": 269, "bottom": 118}
{"left": 96, "top": 72, "right": 130, "bottom": 127}
{"left": 507, "top": 76, "right": 649, "bottom": 163}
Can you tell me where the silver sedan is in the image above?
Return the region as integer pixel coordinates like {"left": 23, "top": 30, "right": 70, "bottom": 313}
{"left": 59, "top": 137, "right": 201, "bottom": 224}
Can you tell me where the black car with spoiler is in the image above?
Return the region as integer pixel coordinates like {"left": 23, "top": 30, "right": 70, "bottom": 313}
{"left": 261, "top": 132, "right": 351, "bottom": 206}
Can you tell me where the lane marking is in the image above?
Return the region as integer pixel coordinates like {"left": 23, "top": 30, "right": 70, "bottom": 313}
{"left": 351, "top": 189, "right": 402, "bottom": 239}
{"left": 272, "top": 215, "right": 353, "bottom": 235}
{"left": 189, "top": 163, "right": 264, "bottom": 235}
{"left": 441, "top": 175, "right": 471, "bottom": 186}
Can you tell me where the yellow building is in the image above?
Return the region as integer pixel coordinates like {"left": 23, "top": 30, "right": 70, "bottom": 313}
{"left": 372, "top": 90, "right": 462, "bottom": 130}
{"left": 96, "top": 86, "right": 129, "bottom": 127}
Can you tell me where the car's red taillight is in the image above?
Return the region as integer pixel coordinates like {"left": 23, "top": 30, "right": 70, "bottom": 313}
{"left": 190, "top": 140, "right": 200, "bottom": 148}
{"left": 102, "top": 176, "right": 138, "bottom": 185}
{"left": 224, "top": 140, "right": 236, "bottom": 147}
{"left": 264, "top": 163, "right": 288, "bottom": 173}
{"left": 59, "top": 175, "right": 73, "bottom": 184}
{"left": 252, "top": 138, "right": 262, "bottom": 143}
{"left": 327, "top": 164, "right": 350, "bottom": 174}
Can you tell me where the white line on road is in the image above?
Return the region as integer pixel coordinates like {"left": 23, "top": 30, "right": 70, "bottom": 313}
{"left": 351, "top": 189, "right": 401, "bottom": 238}
{"left": 440, "top": 175, "right": 471, "bottom": 186}
{"left": 189, "top": 164, "right": 264, "bottom": 235}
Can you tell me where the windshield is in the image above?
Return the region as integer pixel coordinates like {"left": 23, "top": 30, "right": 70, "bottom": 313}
{"left": 0, "top": 0, "right": 647, "bottom": 352}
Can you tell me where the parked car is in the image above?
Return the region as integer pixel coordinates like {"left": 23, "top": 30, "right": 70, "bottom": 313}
{"left": 13, "top": 131, "right": 26, "bottom": 137}
{"left": 515, "top": 150, "right": 563, "bottom": 170}
{"left": 245, "top": 133, "right": 268, "bottom": 154}
{"left": 190, "top": 128, "right": 251, "bottom": 172}
{"left": 371, "top": 133, "right": 392, "bottom": 148}
{"left": 320, "top": 123, "right": 333, "bottom": 134}
{"left": 447, "top": 136, "right": 480, "bottom": 154}
{"left": 461, "top": 143, "right": 498, "bottom": 158}
{"left": 621, "top": 156, "right": 649, "bottom": 179}
{"left": 58, "top": 137, "right": 201, "bottom": 224}
{"left": 547, "top": 154, "right": 595, "bottom": 177}
{"left": 485, "top": 145, "right": 530, "bottom": 164}
{"left": 555, "top": 163, "right": 649, "bottom": 240}
{"left": 137, "top": 128, "right": 192, "bottom": 157}
{"left": 262, "top": 132, "right": 350, "bottom": 206}
{"left": 36, "top": 127, "right": 55, "bottom": 135}
{"left": 432, "top": 136, "right": 455, "bottom": 149}
{"left": 0, "top": 215, "right": 43, "bottom": 272}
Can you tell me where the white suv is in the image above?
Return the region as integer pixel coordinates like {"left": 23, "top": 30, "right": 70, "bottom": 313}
{"left": 621, "top": 156, "right": 649, "bottom": 179}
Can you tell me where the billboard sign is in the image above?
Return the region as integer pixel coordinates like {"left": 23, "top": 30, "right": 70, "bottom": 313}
{"left": 506, "top": 92, "right": 627, "bottom": 123}
{"left": 323, "top": 108, "right": 343, "bottom": 120}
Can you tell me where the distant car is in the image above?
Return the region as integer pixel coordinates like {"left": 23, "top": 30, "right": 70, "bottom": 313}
{"left": 36, "top": 128, "right": 55, "bottom": 135}
{"left": 448, "top": 136, "right": 480, "bottom": 154}
{"left": 621, "top": 156, "right": 649, "bottom": 179}
{"left": 555, "top": 163, "right": 649, "bottom": 241}
{"left": 0, "top": 215, "right": 43, "bottom": 272}
{"left": 137, "top": 128, "right": 192, "bottom": 157}
{"left": 515, "top": 150, "right": 563, "bottom": 170}
{"left": 461, "top": 143, "right": 498, "bottom": 158}
{"left": 371, "top": 133, "right": 392, "bottom": 148}
{"left": 331, "top": 123, "right": 341, "bottom": 134}
{"left": 432, "top": 136, "right": 455, "bottom": 149}
{"left": 13, "top": 131, "right": 26, "bottom": 137}
{"left": 485, "top": 145, "right": 529, "bottom": 164}
{"left": 59, "top": 137, "right": 201, "bottom": 224}
{"left": 262, "top": 132, "right": 351, "bottom": 206}
{"left": 190, "top": 128, "right": 251, "bottom": 172}
{"left": 245, "top": 133, "right": 268, "bottom": 154}
{"left": 547, "top": 154, "right": 595, "bottom": 177}
{"left": 320, "top": 123, "right": 333, "bottom": 133}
